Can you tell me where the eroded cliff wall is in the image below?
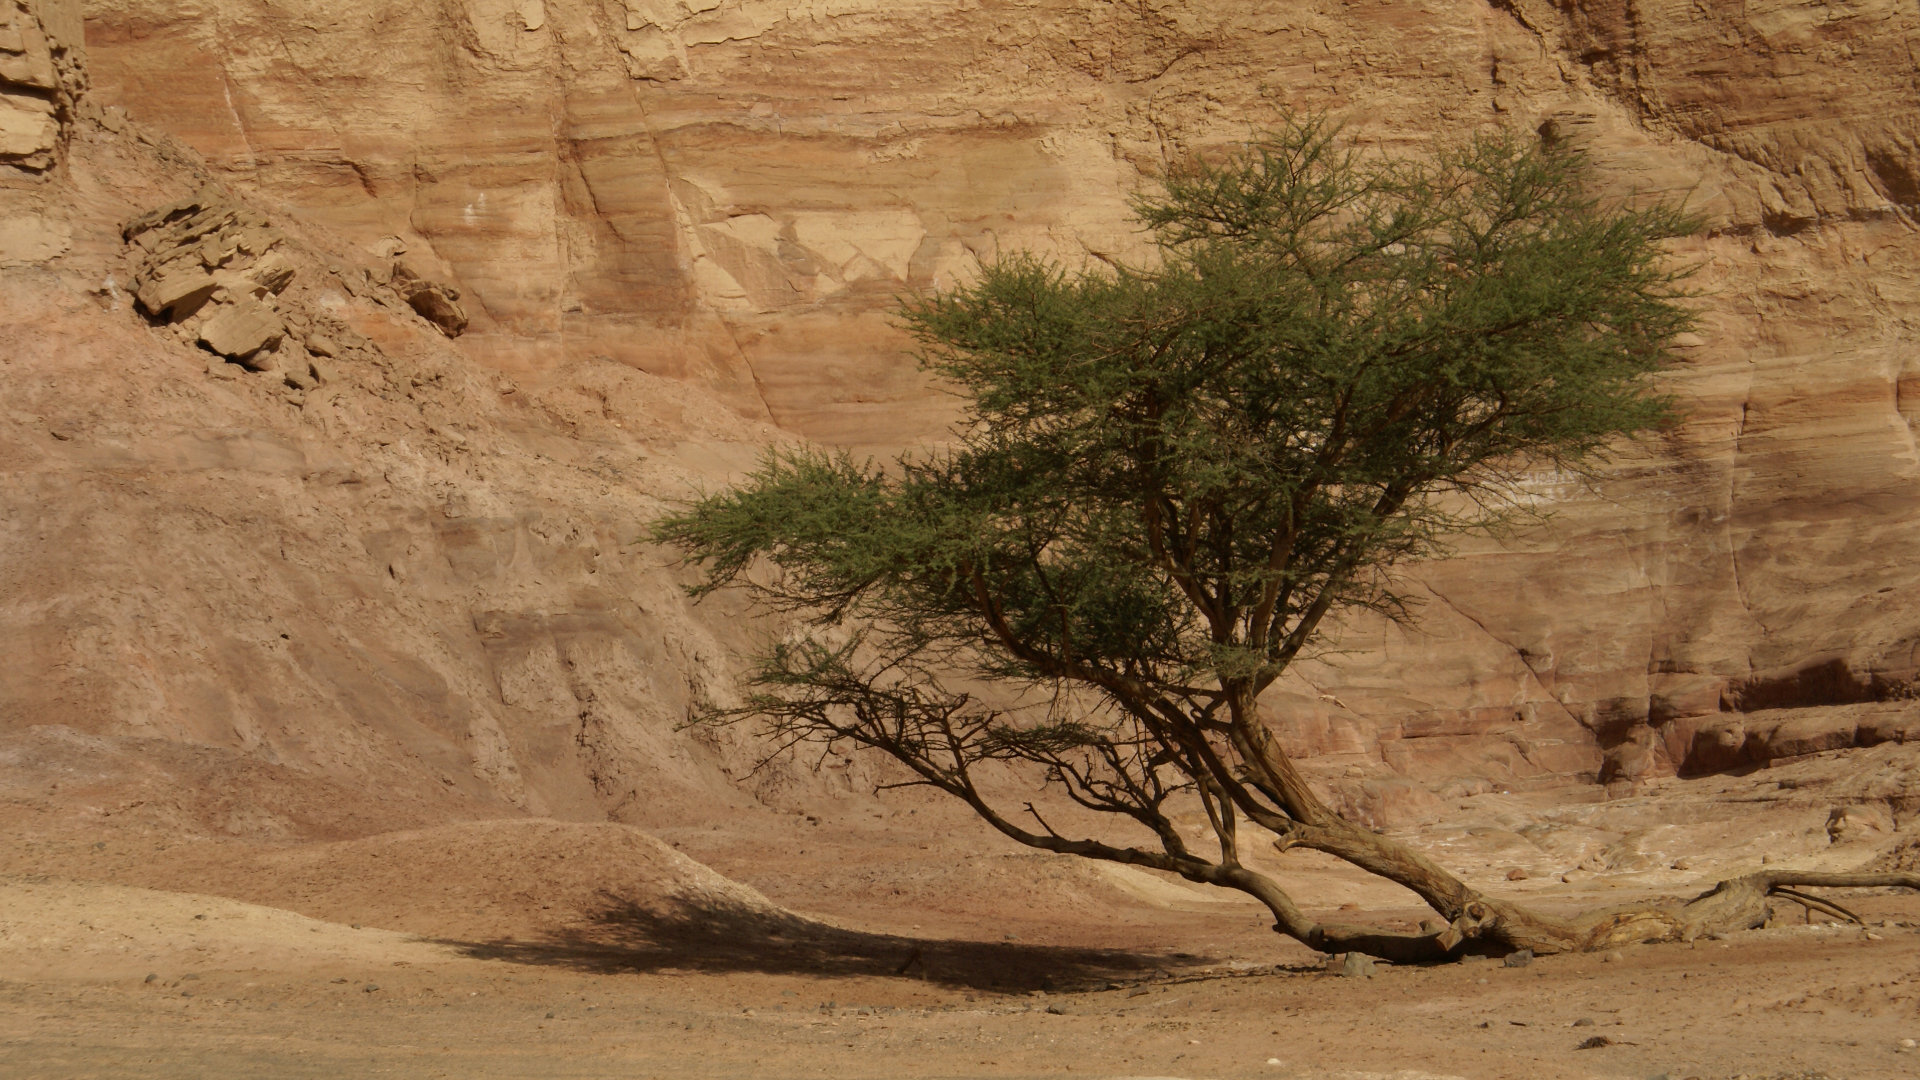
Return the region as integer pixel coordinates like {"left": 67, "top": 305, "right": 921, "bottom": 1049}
{"left": 5, "top": 1, "right": 1920, "bottom": 835}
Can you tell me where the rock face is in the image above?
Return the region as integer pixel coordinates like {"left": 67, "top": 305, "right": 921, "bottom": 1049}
{"left": 0, "top": 0, "right": 82, "bottom": 171}
{"left": 1, "top": 86, "right": 794, "bottom": 835}
{"left": 2, "top": 0, "right": 1919, "bottom": 834}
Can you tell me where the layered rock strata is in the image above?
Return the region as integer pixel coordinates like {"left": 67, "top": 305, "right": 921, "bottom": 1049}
{"left": 0, "top": 0, "right": 81, "bottom": 172}
{"left": 1, "top": 0, "right": 1915, "bottom": 823}
{"left": 1, "top": 93, "right": 810, "bottom": 837}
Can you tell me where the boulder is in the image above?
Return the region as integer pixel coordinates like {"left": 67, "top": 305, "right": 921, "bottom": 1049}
{"left": 197, "top": 299, "right": 285, "bottom": 363}
{"left": 1826, "top": 805, "right": 1893, "bottom": 844}
{"left": 243, "top": 250, "right": 297, "bottom": 294}
{"left": 133, "top": 268, "right": 218, "bottom": 321}
{"left": 402, "top": 280, "right": 468, "bottom": 337}
{"left": 390, "top": 260, "right": 468, "bottom": 338}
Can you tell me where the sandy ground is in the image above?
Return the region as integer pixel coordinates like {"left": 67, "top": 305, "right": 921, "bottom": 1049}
{"left": 2, "top": 876, "right": 1915, "bottom": 1080}
{"left": 5, "top": 746, "right": 1920, "bottom": 1079}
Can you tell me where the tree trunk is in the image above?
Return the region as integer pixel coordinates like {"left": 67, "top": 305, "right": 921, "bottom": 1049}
{"left": 1227, "top": 707, "right": 1919, "bottom": 960}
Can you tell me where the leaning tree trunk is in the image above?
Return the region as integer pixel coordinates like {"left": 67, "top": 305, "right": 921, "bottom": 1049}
{"left": 1224, "top": 710, "right": 1919, "bottom": 961}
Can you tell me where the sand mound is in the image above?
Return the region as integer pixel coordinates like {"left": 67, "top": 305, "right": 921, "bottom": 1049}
{"left": 133, "top": 819, "right": 788, "bottom": 943}
{"left": 0, "top": 877, "right": 454, "bottom": 979}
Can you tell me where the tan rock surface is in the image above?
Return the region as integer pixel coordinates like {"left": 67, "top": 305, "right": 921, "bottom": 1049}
{"left": 60, "top": 0, "right": 1920, "bottom": 798}
{"left": 0, "top": 0, "right": 77, "bottom": 171}
{"left": 1, "top": 97, "right": 802, "bottom": 836}
{"left": 195, "top": 296, "right": 283, "bottom": 359}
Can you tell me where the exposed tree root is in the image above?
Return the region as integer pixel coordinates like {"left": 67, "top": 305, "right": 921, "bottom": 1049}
{"left": 1771, "top": 887, "right": 1865, "bottom": 926}
{"left": 1228, "top": 715, "right": 1920, "bottom": 962}
{"left": 1272, "top": 869, "right": 1920, "bottom": 963}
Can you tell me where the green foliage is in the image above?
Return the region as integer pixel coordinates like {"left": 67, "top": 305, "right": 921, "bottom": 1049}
{"left": 652, "top": 116, "right": 1695, "bottom": 869}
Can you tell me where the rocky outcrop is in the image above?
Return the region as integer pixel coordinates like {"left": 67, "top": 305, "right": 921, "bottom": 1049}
{"left": 120, "top": 189, "right": 482, "bottom": 392}
{"left": 124, "top": 194, "right": 290, "bottom": 320}
{"left": 0, "top": 0, "right": 81, "bottom": 172}
{"left": 121, "top": 191, "right": 347, "bottom": 382}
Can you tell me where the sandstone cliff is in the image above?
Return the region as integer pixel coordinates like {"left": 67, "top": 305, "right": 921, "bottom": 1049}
{"left": 4, "top": 0, "right": 1920, "bottom": 838}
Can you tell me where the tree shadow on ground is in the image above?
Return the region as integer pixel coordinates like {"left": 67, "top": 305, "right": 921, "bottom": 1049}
{"left": 437, "top": 891, "right": 1210, "bottom": 992}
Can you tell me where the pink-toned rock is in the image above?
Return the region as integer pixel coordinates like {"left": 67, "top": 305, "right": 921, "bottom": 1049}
{"left": 0, "top": 0, "right": 1914, "bottom": 831}
{"left": 1752, "top": 712, "right": 1861, "bottom": 762}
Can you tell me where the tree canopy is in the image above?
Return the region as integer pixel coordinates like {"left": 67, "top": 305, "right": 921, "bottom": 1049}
{"left": 646, "top": 118, "right": 1859, "bottom": 961}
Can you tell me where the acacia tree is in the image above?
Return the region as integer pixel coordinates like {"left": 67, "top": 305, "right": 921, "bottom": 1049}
{"left": 655, "top": 118, "right": 1918, "bottom": 960}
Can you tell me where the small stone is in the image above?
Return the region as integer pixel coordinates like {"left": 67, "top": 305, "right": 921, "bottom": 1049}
{"left": 1573, "top": 1017, "right": 1595, "bottom": 1027}
{"left": 1044, "top": 1004, "right": 1066, "bottom": 1015}
{"left": 1901, "top": 1037, "right": 1917, "bottom": 1049}
{"left": 1602, "top": 950, "right": 1623, "bottom": 963}
{"left": 1335, "top": 952, "right": 1377, "bottom": 978}
{"left": 305, "top": 333, "right": 340, "bottom": 357}
{"left": 1502, "top": 949, "right": 1533, "bottom": 968}
{"left": 1266, "top": 1058, "right": 1282, "bottom": 1066}
{"left": 1506, "top": 867, "right": 1529, "bottom": 881}
{"left": 362, "top": 984, "right": 378, "bottom": 993}
{"left": 143, "top": 973, "right": 157, "bottom": 984}
{"left": 1670, "top": 858, "right": 1692, "bottom": 871}
{"left": 1126, "top": 986, "right": 1150, "bottom": 998}
{"left": 545, "top": 1011, "right": 555, "bottom": 1019}
{"left": 1574, "top": 1035, "right": 1612, "bottom": 1049}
